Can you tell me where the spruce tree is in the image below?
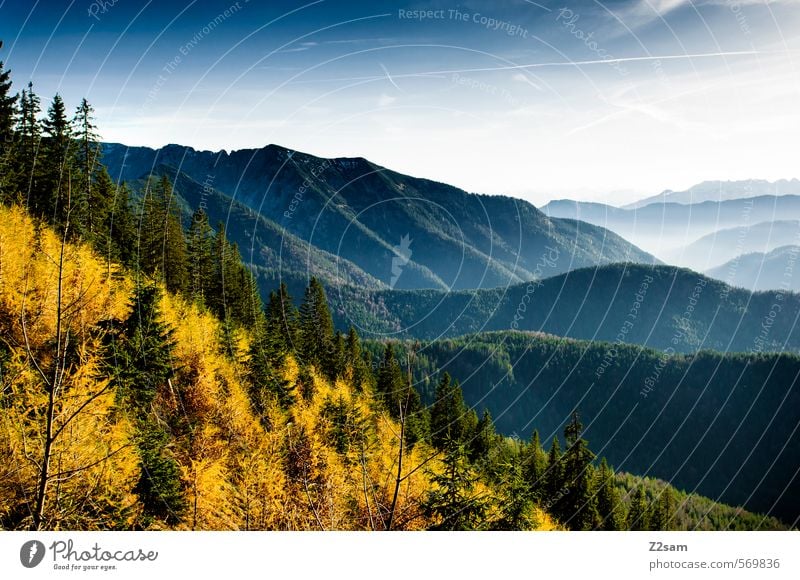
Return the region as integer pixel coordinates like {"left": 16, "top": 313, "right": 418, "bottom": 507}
{"left": 106, "top": 282, "right": 186, "bottom": 526}
{"left": 344, "top": 326, "right": 372, "bottom": 391}
{"left": 430, "top": 372, "right": 467, "bottom": 450}
{"left": 0, "top": 44, "right": 18, "bottom": 201}
{"left": 0, "top": 43, "right": 16, "bottom": 148}
{"left": 72, "top": 98, "right": 103, "bottom": 239}
{"left": 139, "top": 176, "right": 188, "bottom": 294}
{"left": 423, "top": 439, "right": 488, "bottom": 530}
{"left": 107, "top": 178, "right": 136, "bottom": 267}
{"left": 17, "top": 82, "right": 41, "bottom": 210}
{"left": 186, "top": 208, "right": 215, "bottom": 303}
{"left": 595, "top": 458, "right": 622, "bottom": 530}
{"left": 649, "top": 486, "right": 676, "bottom": 531}
{"left": 627, "top": 486, "right": 650, "bottom": 531}
{"left": 560, "top": 411, "right": 599, "bottom": 530}
{"left": 248, "top": 311, "right": 294, "bottom": 411}
{"left": 298, "top": 277, "right": 335, "bottom": 376}
{"left": 469, "top": 408, "right": 497, "bottom": 463}
{"left": 522, "top": 430, "right": 548, "bottom": 500}
{"left": 265, "top": 282, "right": 299, "bottom": 352}
{"left": 41, "top": 93, "right": 74, "bottom": 230}
{"left": 544, "top": 435, "right": 565, "bottom": 504}
{"left": 376, "top": 343, "right": 404, "bottom": 411}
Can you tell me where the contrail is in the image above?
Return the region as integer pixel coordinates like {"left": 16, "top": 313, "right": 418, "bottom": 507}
{"left": 289, "top": 49, "right": 768, "bottom": 84}
{"left": 380, "top": 62, "right": 404, "bottom": 92}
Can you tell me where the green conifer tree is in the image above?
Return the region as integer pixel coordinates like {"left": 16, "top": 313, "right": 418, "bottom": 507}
{"left": 595, "top": 458, "right": 623, "bottom": 530}
{"left": 627, "top": 486, "right": 650, "bottom": 531}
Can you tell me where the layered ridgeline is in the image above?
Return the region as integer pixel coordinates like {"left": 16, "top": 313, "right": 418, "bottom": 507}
{"left": 542, "top": 194, "right": 800, "bottom": 264}
{"left": 364, "top": 333, "right": 800, "bottom": 524}
{"left": 2, "top": 204, "right": 785, "bottom": 531}
{"left": 319, "top": 263, "right": 800, "bottom": 353}
{"left": 626, "top": 179, "right": 800, "bottom": 209}
{"left": 101, "top": 142, "right": 657, "bottom": 291}
{"left": 706, "top": 245, "right": 800, "bottom": 292}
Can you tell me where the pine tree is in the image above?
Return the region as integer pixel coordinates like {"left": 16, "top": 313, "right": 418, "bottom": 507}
{"left": 344, "top": 326, "right": 372, "bottom": 391}
{"left": 298, "top": 277, "right": 335, "bottom": 376}
{"left": 544, "top": 435, "right": 565, "bottom": 503}
{"left": 106, "top": 176, "right": 136, "bottom": 267}
{"left": 595, "top": 458, "right": 623, "bottom": 530}
{"left": 0, "top": 43, "right": 15, "bottom": 147}
{"left": 139, "top": 176, "right": 188, "bottom": 294}
{"left": 423, "top": 439, "right": 488, "bottom": 530}
{"left": 492, "top": 456, "right": 539, "bottom": 530}
{"left": 0, "top": 43, "right": 18, "bottom": 201}
{"left": 522, "top": 430, "right": 548, "bottom": 500}
{"left": 376, "top": 343, "right": 404, "bottom": 411}
{"left": 560, "top": 411, "right": 599, "bottom": 530}
{"left": 134, "top": 423, "right": 187, "bottom": 526}
{"left": 41, "top": 93, "right": 74, "bottom": 230}
{"left": 469, "top": 408, "right": 497, "bottom": 463}
{"left": 111, "top": 283, "right": 176, "bottom": 413}
{"left": 649, "top": 486, "right": 676, "bottom": 531}
{"left": 430, "top": 373, "right": 468, "bottom": 450}
{"left": 248, "top": 311, "right": 294, "bottom": 410}
{"left": 72, "top": 98, "right": 103, "bottom": 239}
{"left": 16, "top": 82, "right": 41, "bottom": 210}
{"left": 186, "top": 208, "right": 215, "bottom": 303}
{"left": 105, "top": 282, "right": 186, "bottom": 526}
{"left": 627, "top": 486, "right": 650, "bottom": 531}
{"left": 265, "top": 282, "right": 299, "bottom": 352}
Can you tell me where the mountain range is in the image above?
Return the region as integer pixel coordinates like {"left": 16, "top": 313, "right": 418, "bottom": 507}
{"left": 541, "top": 195, "right": 800, "bottom": 262}
{"left": 706, "top": 245, "right": 800, "bottom": 292}
{"left": 625, "top": 179, "right": 800, "bottom": 209}
{"left": 102, "top": 143, "right": 656, "bottom": 292}
{"left": 315, "top": 263, "right": 800, "bottom": 353}
{"left": 368, "top": 332, "right": 800, "bottom": 523}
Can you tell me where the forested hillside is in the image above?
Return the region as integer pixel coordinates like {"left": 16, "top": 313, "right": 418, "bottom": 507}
{"left": 0, "top": 54, "right": 788, "bottom": 532}
{"left": 363, "top": 333, "right": 800, "bottom": 524}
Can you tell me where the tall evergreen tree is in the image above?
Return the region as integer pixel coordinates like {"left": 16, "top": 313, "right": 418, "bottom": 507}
{"left": 559, "top": 411, "right": 599, "bottom": 530}
{"left": 41, "top": 93, "right": 74, "bottom": 229}
{"left": 298, "top": 277, "right": 335, "bottom": 376}
{"left": 248, "top": 311, "right": 294, "bottom": 411}
{"left": 430, "top": 372, "right": 468, "bottom": 450}
{"left": 0, "top": 43, "right": 18, "bottom": 201}
{"left": 344, "top": 326, "right": 372, "bottom": 391}
{"left": 16, "top": 82, "right": 41, "bottom": 209}
{"left": 265, "top": 282, "right": 299, "bottom": 352}
{"left": 105, "top": 282, "right": 186, "bottom": 525}
{"left": 627, "top": 486, "right": 650, "bottom": 531}
{"left": 522, "top": 430, "right": 548, "bottom": 500}
{"left": 423, "top": 440, "right": 488, "bottom": 531}
{"left": 106, "top": 176, "right": 137, "bottom": 267}
{"left": 72, "top": 98, "right": 103, "bottom": 238}
{"left": 544, "top": 435, "right": 565, "bottom": 502}
{"left": 595, "top": 458, "right": 623, "bottom": 530}
{"left": 649, "top": 487, "right": 676, "bottom": 531}
{"left": 0, "top": 42, "right": 15, "bottom": 147}
{"left": 186, "top": 208, "right": 215, "bottom": 303}
{"left": 139, "top": 176, "right": 188, "bottom": 294}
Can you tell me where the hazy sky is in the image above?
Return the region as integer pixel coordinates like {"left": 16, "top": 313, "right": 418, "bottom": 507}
{"left": 1, "top": 0, "right": 799, "bottom": 205}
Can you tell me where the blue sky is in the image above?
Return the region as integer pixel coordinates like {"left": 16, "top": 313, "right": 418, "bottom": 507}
{"left": 1, "top": 0, "right": 799, "bottom": 203}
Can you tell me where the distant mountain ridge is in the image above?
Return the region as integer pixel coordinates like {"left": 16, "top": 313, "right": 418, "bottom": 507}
{"left": 626, "top": 179, "right": 800, "bottom": 209}
{"left": 678, "top": 220, "right": 800, "bottom": 271}
{"left": 102, "top": 142, "right": 657, "bottom": 291}
{"left": 541, "top": 195, "right": 800, "bottom": 262}
{"left": 317, "top": 263, "right": 800, "bottom": 353}
{"left": 706, "top": 245, "right": 800, "bottom": 292}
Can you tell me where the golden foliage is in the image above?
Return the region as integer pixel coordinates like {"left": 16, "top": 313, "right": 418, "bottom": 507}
{"left": 0, "top": 204, "right": 558, "bottom": 531}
